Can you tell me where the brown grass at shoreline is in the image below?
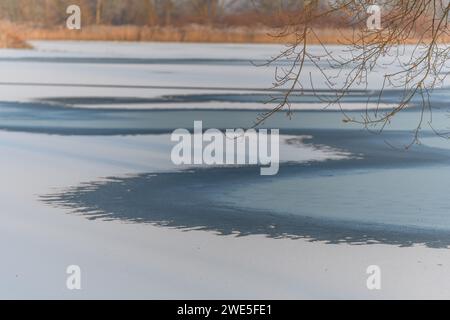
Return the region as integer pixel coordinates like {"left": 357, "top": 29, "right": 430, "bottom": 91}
{"left": 21, "top": 24, "right": 450, "bottom": 45}
{"left": 0, "top": 23, "right": 32, "bottom": 49}
{"left": 3, "top": 23, "right": 450, "bottom": 48}
{"left": 19, "top": 24, "right": 352, "bottom": 44}
{"left": 21, "top": 25, "right": 289, "bottom": 43}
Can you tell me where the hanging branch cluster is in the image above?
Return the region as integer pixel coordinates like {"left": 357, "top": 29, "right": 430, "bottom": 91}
{"left": 259, "top": 0, "right": 450, "bottom": 145}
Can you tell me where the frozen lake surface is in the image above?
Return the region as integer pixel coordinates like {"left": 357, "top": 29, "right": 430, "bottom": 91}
{"left": 2, "top": 41, "right": 450, "bottom": 299}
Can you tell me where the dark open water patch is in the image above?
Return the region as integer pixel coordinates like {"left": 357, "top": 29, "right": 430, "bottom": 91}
{"left": 0, "top": 94, "right": 447, "bottom": 136}
{"left": 35, "top": 92, "right": 407, "bottom": 106}
{"left": 41, "top": 130, "right": 450, "bottom": 248}
{"left": 40, "top": 167, "right": 450, "bottom": 249}
{"left": 36, "top": 87, "right": 450, "bottom": 107}
{"left": 0, "top": 101, "right": 436, "bottom": 136}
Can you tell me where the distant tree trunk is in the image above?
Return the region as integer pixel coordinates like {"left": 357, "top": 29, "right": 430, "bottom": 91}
{"left": 44, "top": 0, "right": 51, "bottom": 24}
{"left": 164, "top": 0, "right": 173, "bottom": 26}
{"left": 146, "top": 0, "right": 158, "bottom": 26}
{"left": 207, "top": 0, "right": 218, "bottom": 25}
{"left": 96, "top": 0, "right": 103, "bottom": 25}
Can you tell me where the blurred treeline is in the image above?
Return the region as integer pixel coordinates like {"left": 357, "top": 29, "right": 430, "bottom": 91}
{"left": 0, "top": 0, "right": 340, "bottom": 27}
